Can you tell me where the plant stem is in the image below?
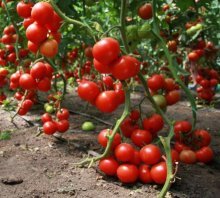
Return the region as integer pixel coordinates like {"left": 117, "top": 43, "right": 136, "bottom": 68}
{"left": 159, "top": 136, "right": 174, "bottom": 198}
{"left": 119, "top": 0, "right": 130, "bottom": 53}
{"left": 152, "top": 0, "right": 197, "bottom": 128}
{"left": 11, "top": 90, "right": 28, "bottom": 121}
{"left": 76, "top": 85, "right": 131, "bottom": 166}
{"left": 49, "top": 0, "right": 96, "bottom": 42}
{"left": 138, "top": 73, "right": 172, "bottom": 127}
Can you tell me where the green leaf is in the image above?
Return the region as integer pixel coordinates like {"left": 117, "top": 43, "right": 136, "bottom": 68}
{"left": 176, "top": 0, "right": 194, "bottom": 11}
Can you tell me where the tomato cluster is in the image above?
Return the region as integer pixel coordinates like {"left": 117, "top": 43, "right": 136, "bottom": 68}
{"left": 195, "top": 68, "right": 219, "bottom": 102}
{"left": 173, "top": 120, "right": 213, "bottom": 164}
{"left": 93, "top": 37, "right": 140, "bottom": 80}
{"left": 42, "top": 107, "right": 70, "bottom": 135}
{"left": 98, "top": 110, "right": 168, "bottom": 184}
{"left": 77, "top": 77, "right": 125, "bottom": 113}
{"left": 17, "top": 2, "right": 62, "bottom": 58}
{"left": 148, "top": 74, "right": 180, "bottom": 108}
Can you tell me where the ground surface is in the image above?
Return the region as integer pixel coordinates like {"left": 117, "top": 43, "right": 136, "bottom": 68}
{"left": 0, "top": 92, "right": 220, "bottom": 198}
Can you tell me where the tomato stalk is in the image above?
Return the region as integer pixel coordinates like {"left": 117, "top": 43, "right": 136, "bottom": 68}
{"left": 2, "top": 0, "right": 20, "bottom": 61}
{"left": 159, "top": 136, "right": 174, "bottom": 198}
{"left": 11, "top": 90, "right": 28, "bottom": 121}
{"left": 138, "top": 73, "right": 172, "bottom": 127}
{"left": 151, "top": 0, "right": 197, "bottom": 128}
{"left": 75, "top": 85, "right": 131, "bottom": 166}
{"left": 49, "top": 0, "right": 97, "bottom": 42}
{"left": 119, "top": 0, "right": 130, "bottom": 53}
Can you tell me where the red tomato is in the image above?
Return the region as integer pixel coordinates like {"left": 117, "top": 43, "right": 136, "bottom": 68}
{"left": 174, "top": 120, "right": 192, "bottom": 142}
{"left": 115, "top": 143, "right": 135, "bottom": 163}
{"left": 93, "top": 59, "right": 111, "bottom": 74}
{"left": 99, "top": 157, "right": 119, "bottom": 176}
{"left": 97, "top": 129, "right": 121, "bottom": 149}
{"left": 95, "top": 91, "right": 118, "bottom": 113}
{"left": 77, "top": 81, "right": 100, "bottom": 103}
{"left": 129, "top": 109, "right": 140, "bottom": 121}
{"left": 111, "top": 56, "right": 140, "bottom": 80}
{"left": 28, "top": 40, "right": 39, "bottom": 53}
{"left": 0, "top": 68, "right": 9, "bottom": 77}
{"left": 167, "top": 40, "right": 177, "bottom": 52}
{"left": 43, "top": 121, "right": 57, "bottom": 135}
{"left": 21, "top": 99, "right": 33, "bottom": 110}
{"left": 179, "top": 150, "right": 197, "bottom": 164}
{"left": 171, "top": 149, "right": 180, "bottom": 163}
{"left": 16, "top": 1, "right": 33, "bottom": 18}
{"left": 193, "top": 129, "right": 211, "bottom": 148}
{"left": 139, "top": 164, "right": 153, "bottom": 184}
{"left": 14, "top": 92, "right": 23, "bottom": 101}
{"left": 26, "top": 23, "right": 48, "bottom": 44}
{"left": 131, "top": 150, "right": 141, "bottom": 166}
{"left": 102, "top": 76, "right": 114, "bottom": 89}
{"left": 140, "top": 144, "right": 162, "bottom": 165}
{"left": 138, "top": 3, "right": 152, "bottom": 20}
{"left": 56, "top": 108, "right": 69, "bottom": 120}
{"left": 7, "top": 52, "right": 16, "bottom": 63}
{"left": 195, "top": 146, "right": 213, "bottom": 163}
{"left": 37, "top": 77, "right": 51, "bottom": 92}
{"left": 199, "top": 79, "right": 210, "bottom": 88}
{"left": 164, "top": 78, "right": 176, "bottom": 91}
{"left": 147, "top": 74, "right": 165, "bottom": 92}
{"left": 92, "top": 37, "right": 120, "bottom": 65}
{"left": 131, "top": 129, "right": 152, "bottom": 147}
{"left": 18, "top": 108, "right": 28, "bottom": 116}
{"left": 117, "top": 164, "right": 139, "bottom": 183}
{"left": 174, "top": 141, "right": 191, "bottom": 153}
{"left": 45, "top": 63, "right": 54, "bottom": 79}
{"left": 120, "top": 117, "right": 139, "bottom": 138}
{"left": 1, "top": 34, "right": 13, "bottom": 44}
{"left": 19, "top": 73, "right": 37, "bottom": 90}
{"left": 46, "top": 11, "right": 62, "bottom": 32}
{"left": 23, "top": 17, "right": 35, "bottom": 29}
{"left": 41, "top": 113, "right": 52, "bottom": 123}
{"left": 115, "top": 89, "right": 125, "bottom": 105}
{"left": 210, "top": 78, "right": 218, "bottom": 87}
{"left": 40, "top": 39, "right": 58, "bottom": 58}
{"left": 31, "top": 2, "right": 54, "bottom": 25}
{"left": 188, "top": 51, "right": 199, "bottom": 62}
{"left": 142, "top": 114, "right": 164, "bottom": 134}
{"left": 165, "top": 90, "right": 180, "bottom": 105}
{"left": 3, "top": 25, "right": 15, "bottom": 35}
{"left": 150, "top": 161, "right": 167, "bottom": 184}
{"left": 84, "top": 46, "right": 93, "bottom": 59}
{"left": 56, "top": 120, "right": 69, "bottom": 133}
{"left": 10, "top": 71, "right": 21, "bottom": 84}
{"left": 30, "top": 62, "right": 47, "bottom": 79}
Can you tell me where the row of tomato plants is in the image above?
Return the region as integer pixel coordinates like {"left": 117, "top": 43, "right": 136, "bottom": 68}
{"left": 0, "top": 0, "right": 219, "bottom": 197}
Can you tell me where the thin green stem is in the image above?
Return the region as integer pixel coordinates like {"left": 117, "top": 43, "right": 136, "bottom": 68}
{"left": 49, "top": 0, "right": 96, "bottom": 42}
{"left": 101, "top": 25, "right": 121, "bottom": 37}
{"left": 75, "top": 85, "right": 131, "bottom": 166}
{"left": 138, "top": 73, "right": 172, "bottom": 127}
{"left": 159, "top": 135, "right": 174, "bottom": 198}
{"left": 152, "top": 0, "right": 197, "bottom": 128}
{"left": 11, "top": 90, "right": 28, "bottom": 121}
{"left": 119, "top": 0, "right": 130, "bottom": 53}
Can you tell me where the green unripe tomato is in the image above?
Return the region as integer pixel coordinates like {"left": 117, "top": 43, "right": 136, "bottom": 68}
{"left": 152, "top": 94, "right": 167, "bottom": 110}
{"left": 44, "top": 103, "right": 55, "bottom": 113}
{"left": 138, "top": 22, "right": 152, "bottom": 39}
{"left": 126, "top": 25, "right": 138, "bottom": 40}
{"left": 186, "top": 23, "right": 203, "bottom": 35}
{"left": 82, "top": 121, "right": 95, "bottom": 131}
